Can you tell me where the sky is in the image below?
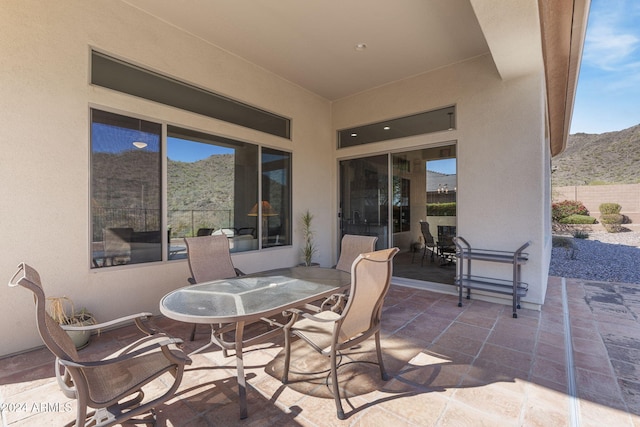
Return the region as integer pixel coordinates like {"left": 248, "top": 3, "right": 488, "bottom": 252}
{"left": 570, "top": 0, "right": 640, "bottom": 134}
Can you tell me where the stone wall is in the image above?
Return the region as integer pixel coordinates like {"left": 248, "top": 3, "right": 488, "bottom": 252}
{"left": 553, "top": 183, "right": 640, "bottom": 224}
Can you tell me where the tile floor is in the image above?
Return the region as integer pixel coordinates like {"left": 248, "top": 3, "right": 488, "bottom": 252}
{"left": 1, "top": 276, "right": 639, "bottom": 426}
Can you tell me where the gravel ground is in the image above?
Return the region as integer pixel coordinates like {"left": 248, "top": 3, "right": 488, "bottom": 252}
{"left": 549, "top": 230, "right": 640, "bottom": 284}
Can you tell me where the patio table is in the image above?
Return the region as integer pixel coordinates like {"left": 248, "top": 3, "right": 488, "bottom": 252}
{"left": 159, "top": 266, "right": 351, "bottom": 419}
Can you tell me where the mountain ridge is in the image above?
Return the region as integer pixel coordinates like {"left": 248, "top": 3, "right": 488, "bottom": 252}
{"left": 552, "top": 124, "right": 640, "bottom": 186}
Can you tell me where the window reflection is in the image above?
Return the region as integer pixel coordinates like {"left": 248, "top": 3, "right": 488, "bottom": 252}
{"left": 90, "top": 109, "right": 162, "bottom": 267}
{"left": 167, "top": 127, "right": 259, "bottom": 254}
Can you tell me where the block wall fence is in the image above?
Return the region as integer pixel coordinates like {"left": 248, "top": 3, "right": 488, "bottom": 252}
{"left": 553, "top": 183, "right": 640, "bottom": 224}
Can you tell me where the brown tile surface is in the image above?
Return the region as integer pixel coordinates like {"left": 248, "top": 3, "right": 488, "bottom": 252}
{"left": 2, "top": 277, "right": 640, "bottom": 426}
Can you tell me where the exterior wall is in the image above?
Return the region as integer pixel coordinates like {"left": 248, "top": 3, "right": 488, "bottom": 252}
{"left": 0, "top": 1, "right": 552, "bottom": 356}
{"left": 332, "top": 54, "right": 550, "bottom": 308}
{"left": 554, "top": 184, "right": 640, "bottom": 224}
{"left": 0, "top": 1, "right": 334, "bottom": 356}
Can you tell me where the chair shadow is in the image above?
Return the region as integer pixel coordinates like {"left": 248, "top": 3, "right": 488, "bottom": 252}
{"left": 262, "top": 337, "right": 518, "bottom": 419}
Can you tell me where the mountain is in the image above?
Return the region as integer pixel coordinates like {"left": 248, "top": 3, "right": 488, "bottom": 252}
{"left": 552, "top": 124, "right": 640, "bottom": 186}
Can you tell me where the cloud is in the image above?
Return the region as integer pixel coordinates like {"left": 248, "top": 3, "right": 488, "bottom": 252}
{"left": 582, "top": 0, "right": 640, "bottom": 71}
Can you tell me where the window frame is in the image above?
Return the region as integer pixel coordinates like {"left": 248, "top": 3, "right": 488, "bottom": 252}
{"left": 90, "top": 108, "right": 292, "bottom": 269}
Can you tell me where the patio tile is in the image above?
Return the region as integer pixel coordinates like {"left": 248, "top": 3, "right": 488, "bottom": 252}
{"left": 2, "top": 277, "right": 640, "bottom": 425}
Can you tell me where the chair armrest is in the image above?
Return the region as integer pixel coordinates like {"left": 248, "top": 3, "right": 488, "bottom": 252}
{"left": 235, "top": 268, "right": 245, "bottom": 276}
{"left": 61, "top": 312, "right": 156, "bottom": 335}
{"left": 60, "top": 336, "right": 191, "bottom": 368}
{"left": 320, "top": 293, "right": 348, "bottom": 313}
{"left": 299, "top": 311, "right": 342, "bottom": 323}
{"left": 188, "top": 277, "right": 196, "bottom": 285}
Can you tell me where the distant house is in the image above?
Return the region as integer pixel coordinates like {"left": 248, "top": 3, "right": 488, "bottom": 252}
{"left": 0, "top": 1, "right": 589, "bottom": 356}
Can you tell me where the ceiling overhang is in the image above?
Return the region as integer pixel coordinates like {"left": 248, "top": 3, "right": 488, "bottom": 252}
{"left": 122, "top": 0, "right": 589, "bottom": 157}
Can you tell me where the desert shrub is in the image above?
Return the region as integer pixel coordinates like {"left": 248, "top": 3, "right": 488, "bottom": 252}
{"left": 572, "top": 230, "right": 589, "bottom": 239}
{"left": 559, "top": 214, "right": 596, "bottom": 224}
{"left": 426, "top": 202, "right": 456, "bottom": 216}
{"left": 600, "top": 213, "right": 624, "bottom": 233}
{"left": 552, "top": 235, "right": 577, "bottom": 259}
{"left": 552, "top": 200, "right": 589, "bottom": 221}
{"left": 599, "top": 203, "right": 621, "bottom": 214}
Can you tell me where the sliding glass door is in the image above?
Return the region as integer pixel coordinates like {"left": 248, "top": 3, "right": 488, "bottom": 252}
{"left": 339, "top": 155, "right": 388, "bottom": 249}
{"left": 339, "top": 144, "right": 456, "bottom": 285}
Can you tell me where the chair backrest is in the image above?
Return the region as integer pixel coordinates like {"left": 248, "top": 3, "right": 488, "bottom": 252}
{"left": 335, "top": 234, "right": 378, "bottom": 272}
{"left": 420, "top": 221, "right": 435, "bottom": 246}
{"left": 196, "top": 228, "right": 215, "bottom": 236}
{"left": 339, "top": 247, "right": 399, "bottom": 341}
{"left": 103, "top": 227, "right": 132, "bottom": 255}
{"left": 184, "top": 235, "right": 237, "bottom": 283}
{"left": 8, "top": 263, "right": 80, "bottom": 361}
{"left": 437, "top": 225, "right": 456, "bottom": 247}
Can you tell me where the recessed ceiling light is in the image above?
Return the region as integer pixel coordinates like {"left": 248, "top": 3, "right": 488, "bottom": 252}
{"left": 354, "top": 43, "right": 367, "bottom": 51}
{"left": 351, "top": 133, "right": 358, "bottom": 137}
{"left": 383, "top": 126, "right": 390, "bottom": 130}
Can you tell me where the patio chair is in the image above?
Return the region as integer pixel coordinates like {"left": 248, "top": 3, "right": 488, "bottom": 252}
{"left": 196, "top": 227, "right": 215, "bottom": 236}
{"left": 437, "top": 225, "right": 457, "bottom": 265}
{"left": 8, "top": 262, "right": 191, "bottom": 427}
{"left": 413, "top": 221, "right": 437, "bottom": 265}
{"left": 334, "top": 234, "right": 378, "bottom": 272}
{"left": 184, "top": 234, "right": 244, "bottom": 343}
{"left": 281, "top": 247, "right": 399, "bottom": 419}
{"left": 103, "top": 227, "right": 132, "bottom": 266}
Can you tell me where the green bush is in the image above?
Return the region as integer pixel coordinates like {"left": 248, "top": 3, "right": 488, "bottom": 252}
{"left": 599, "top": 203, "right": 621, "bottom": 214}
{"left": 559, "top": 214, "right": 596, "bottom": 224}
{"left": 552, "top": 200, "right": 589, "bottom": 221}
{"left": 426, "top": 202, "right": 456, "bottom": 216}
{"left": 600, "top": 213, "right": 624, "bottom": 233}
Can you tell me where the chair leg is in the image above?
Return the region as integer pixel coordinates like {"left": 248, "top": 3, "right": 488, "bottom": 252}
{"left": 375, "top": 331, "right": 389, "bottom": 381}
{"left": 330, "top": 347, "right": 346, "bottom": 420}
{"left": 282, "top": 328, "right": 292, "bottom": 384}
{"left": 74, "top": 400, "right": 88, "bottom": 427}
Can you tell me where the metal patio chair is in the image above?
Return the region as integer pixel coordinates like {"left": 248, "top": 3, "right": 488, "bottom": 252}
{"left": 184, "top": 234, "right": 245, "bottom": 344}
{"left": 8, "top": 262, "right": 191, "bottom": 427}
{"left": 334, "top": 234, "right": 378, "bottom": 272}
{"left": 281, "top": 247, "right": 399, "bottom": 419}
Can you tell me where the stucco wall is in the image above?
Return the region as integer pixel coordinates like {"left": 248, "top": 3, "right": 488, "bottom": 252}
{"left": 332, "top": 54, "right": 550, "bottom": 308}
{"left": 0, "top": 1, "right": 552, "bottom": 356}
{"left": 0, "top": 1, "right": 334, "bottom": 356}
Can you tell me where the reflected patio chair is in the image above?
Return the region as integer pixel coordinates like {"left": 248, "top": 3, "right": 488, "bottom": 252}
{"left": 413, "top": 221, "right": 437, "bottom": 266}
{"left": 196, "top": 227, "right": 215, "bottom": 236}
{"left": 437, "top": 225, "right": 457, "bottom": 265}
{"left": 184, "top": 235, "right": 244, "bottom": 343}
{"left": 103, "top": 227, "right": 132, "bottom": 266}
{"left": 281, "top": 247, "right": 399, "bottom": 419}
{"left": 334, "top": 234, "right": 378, "bottom": 272}
{"left": 8, "top": 262, "right": 191, "bottom": 427}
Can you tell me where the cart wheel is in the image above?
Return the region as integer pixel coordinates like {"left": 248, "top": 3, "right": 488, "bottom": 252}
{"left": 512, "top": 313, "right": 518, "bottom": 318}
{"left": 516, "top": 304, "right": 521, "bottom": 309}
{"left": 458, "top": 302, "right": 462, "bottom": 307}
{"left": 466, "top": 295, "right": 470, "bottom": 300}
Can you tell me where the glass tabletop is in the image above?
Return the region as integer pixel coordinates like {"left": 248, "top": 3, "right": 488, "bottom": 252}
{"left": 160, "top": 266, "right": 351, "bottom": 323}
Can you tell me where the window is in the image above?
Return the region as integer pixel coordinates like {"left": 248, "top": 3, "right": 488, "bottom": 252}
{"left": 91, "top": 109, "right": 292, "bottom": 268}
{"left": 337, "top": 106, "right": 455, "bottom": 148}
{"left": 90, "top": 109, "right": 162, "bottom": 267}
{"left": 91, "top": 51, "right": 290, "bottom": 139}
{"left": 261, "top": 148, "right": 292, "bottom": 248}
{"left": 167, "top": 126, "right": 259, "bottom": 254}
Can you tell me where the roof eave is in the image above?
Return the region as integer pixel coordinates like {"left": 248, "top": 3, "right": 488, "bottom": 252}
{"left": 538, "top": 0, "right": 590, "bottom": 157}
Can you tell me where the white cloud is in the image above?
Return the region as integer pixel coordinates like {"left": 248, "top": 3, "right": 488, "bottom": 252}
{"left": 582, "top": 0, "right": 640, "bottom": 71}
